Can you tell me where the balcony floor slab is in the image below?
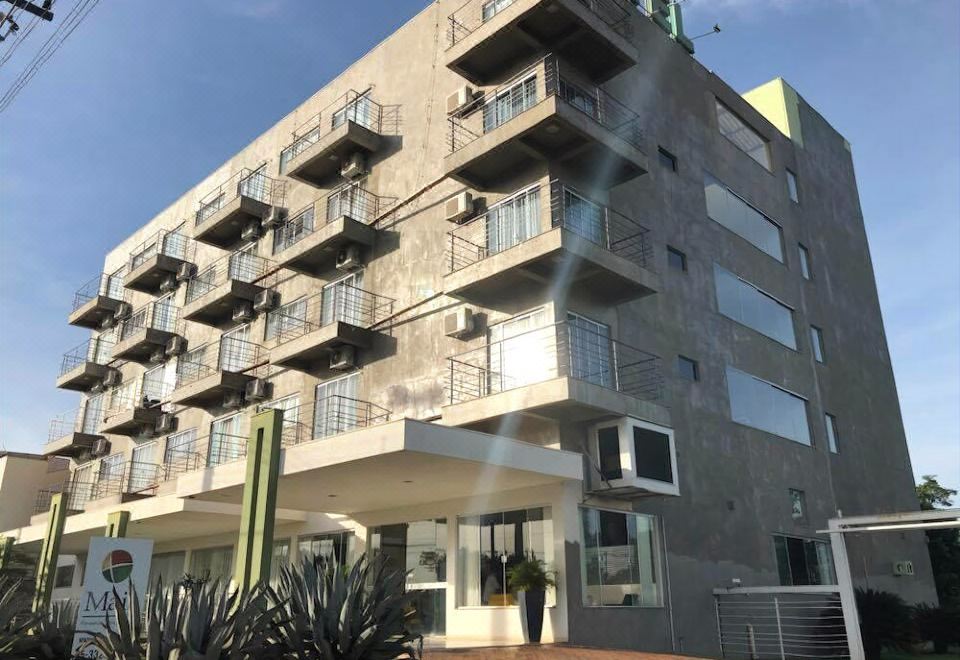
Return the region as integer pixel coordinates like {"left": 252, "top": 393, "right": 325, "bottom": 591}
{"left": 68, "top": 295, "right": 123, "bottom": 330}
{"left": 125, "top": 254, "right": 189, "bottom": 294}
{"left": 169, "top": 371, "right": 256, "bottom": 410}
{"left": 100, "top": 407, "right": 162, "bottom": 437}
{"left": 269, "top": 321, "right": 378, "bottom": 373}
{"left": 112, "top": 328, "right": 176, "bottom": 363}
{"left": 182, "top": 280, "right": 264, "bottom": 327}
{"left": 194, "top": 195, "right": 271, "bottom": 249}
{"left": 284, "top": 121, "right": 382, "bottom": 187}
{"left": 56, "top": 362, "right": 113, "bottom": 392}
{"left": 274, "top": 216, "right": 377, "bottom": 274}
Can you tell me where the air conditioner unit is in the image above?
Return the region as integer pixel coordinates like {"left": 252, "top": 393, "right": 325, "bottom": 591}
{"left": 446, "top": 85, "right": 476, "bottom": 114}
{"left": 91, "top": 438, "right": 111, "bottom": 457}
{"left": 335, "top": 244, "right": 363, "bottom": 272}
{"left": 99, "top": 315, "right": 117, "bottom": 331}
{"left": 245, "top": 378, "right": 272, "bottom": 402}
{"left": 232, "top": 302, "right": 254, "bottom": 324}
{"left": 263, "top": 206, "right": 287, "bottom": 229}
{"left": 444, "top": 307, "right": 475, "bottom": 338}
{"left": 149, "top": 348, "right": 166, "bottom": 364}
{"left": 102, "top": 369, "right": 122, "bottom": 387}
{"left": 176, "top": 262, "right": 197, "bottom": 282}
{"left": 340, "top": 152, "right": 367, "bottom": 180}
{"left": 241, "top": 221, "right": 261, "bottom": 242}
{"left": 114, "top": 302, "right": 132, "bottom": 322}
{"left": 165, "top": 335, "right": 188, "bottom": 357}
{"left": 329, "top": 345, "right": 356, "bottom": 371}
{"left": 159, "top": 274, "right": 178, "bottom": 293}
{"left": 223, "top": 390, "right": 244, "bottom": 409}
{"left": 444, "top": 191, "right": 475, "bottom": 223}
{"left": 253, "top": 289, "right": 280, "bottom": 313}
{"left": 588, "top": 417, "right": 680, "bottom": 498}
{"left": 155, "top": 413, "right": 177, "bottom": 435}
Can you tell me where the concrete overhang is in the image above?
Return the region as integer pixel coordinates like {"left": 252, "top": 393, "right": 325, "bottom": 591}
{"left": 100, "top": 406, "right": 162, "bottom": 437}
{"left": 269, "top": 321, "right": 379, "bottom": 374}
{"left": 194, "top": 196, "right": 270, "bottom": 249}
{"left": 444, "top": 228, "right": 659, "bottom": 306}
{"left": 274, "top": 216, "right": 377, "bottom": 274}
{"left": 445, "top": 96, "right": 648, "bottom": 189}
{"left": 56, "top": 362, "right": 113, "bottom": 392}
{"left": 42, "top": 432, "right": 100, "bottom": 459}
{"left": 124, "top": 254, "right": 189, "bottom": 294}
{"left": 169, "top": 371, "right": 255, "bottom": 410}
{"left": 5, "top": 496, "right": 308, "bottom": 554}
{"left": 176, "top": 419, "right": 583, "bottom": 515}
{"left": 112, "top": 327, "right": 177, "bottom": 364}
{"left": 441, "top": 376, "right": 671, "bottom": 428}
{"left": 182, "top": 280, "right": 264, "bottom": 327}
{"left": 446, "top": 0, "right": 638, "bottom": 85}
{"left": 284, "top": 121, "right": 382, "bottom": 188}
{"left": 68, "top": 295, "right": 123, "bottom": 330}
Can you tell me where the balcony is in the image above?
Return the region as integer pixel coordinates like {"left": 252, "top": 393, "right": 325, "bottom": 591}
{"left": 44, "top": 407, "right": 102, "bottom": 459}
{"left": 275, "top": 397, "right": 391, "bottom": 448}
{"left": 100, "top": 379, "right": 166, "bottom": 437}
{"left": 56, "top": 337, "right": 116, "bottom": 391}
{"left": 445, "top": 180, "right": 657, "bottom": 306}
{"left": 279, "top": 91, "right": 384, "bottom": 187}
{"left": 182, "top": 251, "right": 276, "bottom": 327}
{"left": 443, "top": 320, "right": 668, "bottom": 428}
{"left": 193, "top": 168, "right": 285, "bottom": 249}
{"left": 124, "top": 229, "right": 194, "bottom": 294}
{"left": 169, "top": 336, "right": 264, "bottom": 410}
{"left": 445, "top": 56, "right": 647, "bottom": 189}
{"left": 112, "top": 299, "right": 181, "bottom": 363}
{"left": 268, "top": 285, "right": 394, "bottom": 374}
{"left": 272, "top": 184, "right": 385, "bottom": 274}
{"left": 68, "top": 272, "right": 125, "bottom": 329}
{"left": 446, "top": 0, "right": 638, "bottom": 85}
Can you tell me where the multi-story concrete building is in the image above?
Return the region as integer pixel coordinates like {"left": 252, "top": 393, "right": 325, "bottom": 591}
{"left": 0, "top": 0, "right": 937, "bottom": 654}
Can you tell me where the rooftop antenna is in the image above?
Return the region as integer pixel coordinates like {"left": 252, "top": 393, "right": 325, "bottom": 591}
{"left": 691, "top": 23, "right": 722, "bottom": 41}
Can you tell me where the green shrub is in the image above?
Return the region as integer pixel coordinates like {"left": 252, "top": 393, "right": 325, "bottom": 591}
{"left": 913, "top": 603, "right": 960, "bottom": 654}
{"left": 855, "top": 588, "right": 914, "bottom": 660}
{"left": 506, "top": 558, "right": 556, "bottom": 593}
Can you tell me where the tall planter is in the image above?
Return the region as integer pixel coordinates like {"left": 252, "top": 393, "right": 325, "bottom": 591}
{"left": 517, "top": 589, "right": 546, "bottom": 643}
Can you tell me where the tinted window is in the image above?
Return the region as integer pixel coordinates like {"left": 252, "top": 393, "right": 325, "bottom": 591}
{"left": 810, "top": 326, "right": 825, "bottom": 362}
{"left": 633, "top": 427, "right": 673, "bottom": 483}
{"left": 677, "top": 355, "right": 699, "bottom": 381}
{"left": 774, "top": 535, "right": 835, "bottom": 586}
{"left": 825, "top": 414, "right": 839, "bottom": 453}
{"left": 597, "top": 426, "right": 622, "bottom": 480}
{"left": 715, "top": 264, "right": 796, "bottom": 348}
{"left": 705, "top": 173, "right": 783, "bottom": 261}
{"left": 667, "top": 246, "right": 687, "bottom": 271}
{"left": 786, "top": 169, "right": 799, "bottom": 203}
{"left": 798, "top": 244, "right": 811, "bottom": 279}
{"left": 715, "top": 99, "right": 772, "bottom": 170}
{"left": 726, "top": 366, "right": 811, "bottom": 445}
{"left": 658, "top": 147, "right": 677, "bottom": 172}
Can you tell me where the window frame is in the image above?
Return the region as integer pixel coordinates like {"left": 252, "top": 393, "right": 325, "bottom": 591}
{"left": 704, "top": 172, "right": 784, "bottom": 262}
{"left": 786, "top": 169, "right": 800, "bottom": 203}
{"left": 715, "top": 98, "right": 772, "bottom": 171}
{"left": 810, "top": 325, "right": 825, "bottom": 363}
{"left": 798, "top": 243, "right": 812, "bottom": 280}
{"left": 714, "top": 263, "right": 797, "bottom": 349}
{"left": 657, "top": 146, "right": 678, "bottom": 172}
{"left": 824, "top": 413, "right": 840, "bottom": 454}
{"left": 773, "top": 534, "right": 836, "bottom": 586}
{"left": 726, "top": 366, "right": 812, "bottom": 446}
{"left": 666, "top": 245, "right": 687, "bottom": 272}
{"left": 677, "top": 355, "right": 699, "bottom": 382}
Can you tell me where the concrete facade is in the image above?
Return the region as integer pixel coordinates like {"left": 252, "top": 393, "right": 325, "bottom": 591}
{"left": 0, "top": 0, "right": 936, "bottom": 656}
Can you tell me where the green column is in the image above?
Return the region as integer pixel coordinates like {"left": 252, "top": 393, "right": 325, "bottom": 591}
{"left": 32, "top": 493, "right": 67, "bottom": 612}
{"left": 233, "top": 409, "right": 283, "bottom": 593}
{"left": 105, "top": 511, "right": 129, "bottom": 538}
{"left": 0, "top": 537, "right": 13, "bottom": 571}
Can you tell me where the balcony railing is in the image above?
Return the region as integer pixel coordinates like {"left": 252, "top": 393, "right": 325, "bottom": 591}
{"left": 195, "top": 167, "right": 284, "bottom": 227}
{"left": 273, "top": 184, "right": 385, "bottom": 255}
{"left": 446, "top": 320, "right": 663, "bottom": 405}
{"left": 117, "top": 299, "right": 180, "bottom": 342}
{"left": 267, "top": 285, "right": 395, "bottom": 346}
{"left": 128, "top": 228, "right": 193, "bottom": 271}
{"left": 447, "top": 180, "right": 652, "bottom": 273}
{"left": 49, "top": 406, "right": 101, "bottom": 442}
{"left": 447, "top": 55, "right": 643, "bottom": 153}
{"left": 176, "top": 336, "right": 264, "bottom": 388}
{"left": 267, "top": 396, "right": 391, "bottom": 449}
{"left": 73, "top": 272, "right": 124, "bottom": 311}
{"left": 279, "top": 91, "right": 384, "bottom": 174}
{"left": 185, "top": 251, "right": 275, "bottom": 305}
{"left": 447, "top": 0, "right": 634, "bottom": 46}
{"left": 59, "top": 336, "right": 115, "bottom": 377}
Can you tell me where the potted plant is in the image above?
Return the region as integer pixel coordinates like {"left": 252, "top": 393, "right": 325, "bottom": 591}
{"left": 507, "top": 558, "right": 556, "bottom": 644}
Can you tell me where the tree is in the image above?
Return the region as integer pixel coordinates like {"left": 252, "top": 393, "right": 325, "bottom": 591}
{"left": 916, "top": 475, "right": 960, "bottom": 609}
{"left": 916, "top": 474, "right": 957, "bottom": 510}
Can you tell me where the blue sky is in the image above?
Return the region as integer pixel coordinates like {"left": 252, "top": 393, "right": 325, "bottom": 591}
{"left": 0, "top": 0, "right": 957, "bottom": 491}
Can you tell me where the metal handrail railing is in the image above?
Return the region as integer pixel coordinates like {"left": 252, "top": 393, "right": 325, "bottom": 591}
{"left": 73, "top": 272, "right": 125, "bottom": 311}
{"left": 279, "top": 90, "right": 384, "bottom": 174}
{"left": 128, "top": 228, "right": 194, "bottom": 272}
{"left": 205, "top": 432, "right": 249, "bottom": 468}
{"left": 184, "top": 250, "right": 275, "bottom": 304}
{"left": 116, "top": 299, "right": 180, "bottom": 342}
{"left": 447, "top": 54, "right": 643, "bottom": 153}
{"left": 446, "top": 320, "right": 663, "bottom": 405}
{"left": 175, "top": 336, "right": 264, "bottom": 388}
{"left": 48, "top": 406, "right": 100, "bottom": 443}
{"left": 90, "top": 461, "right": 127, "bottom": 500}
{"left": 268, "top": 396, "right": 391, "bottom": 449}
{"left": 195, "top": 167, "right": 284, "bottom": 227}
{"left": 447, "top": 0, "right": 634, "bottom": 46}
{"left": 59, "top": 336, "right": 115, "bottom": 376}
{"left": 272, "top": 183, "right": 386, "bottom": 255}
{"left": 446, "top": 180, "right": 652, "bottom": 273}
{"left": 267, "top": 284, "right": 395, "bottom": 346}
{"left": 125, "top": 461, "right": 163, "bottom": 495}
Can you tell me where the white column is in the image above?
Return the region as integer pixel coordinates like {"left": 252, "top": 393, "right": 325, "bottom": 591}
{"left": 829, "top": 529, "right": 864, "bottom": 660}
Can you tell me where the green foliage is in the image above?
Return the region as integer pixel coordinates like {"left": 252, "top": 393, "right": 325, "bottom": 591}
{"left": 856, "top": 588, "right": 914, "bottom": 660}
{"left": 25, "top": 599, "right": 77, "bottom": 660}
{"left": 506, "top": 558, "right": 556, "bottom": 593}
{"left": 915, "top": 475, "right": 960, "bottom": 610}
{"left": 916, "top": 475, "right": 956, "bottom": 511}
{"left": 0, "top": 577, "right": 37, "bottom": 657}
{"left": 912, "top": 603, "right": 960, "bottom": 654}
{"left": 275, "top": 552, "right": 422, "bottom": 660}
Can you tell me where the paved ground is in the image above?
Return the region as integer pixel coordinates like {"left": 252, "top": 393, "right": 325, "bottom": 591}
{"left": 422, "top": 645, "right": 705, "bottom": 659}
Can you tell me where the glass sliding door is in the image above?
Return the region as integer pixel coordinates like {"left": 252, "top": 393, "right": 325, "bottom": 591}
{"left": 488, "top": 308, "right": 550, "bottom": 393}
{"left": 313, "top": 374, "right": 359, "bottom": 440}
{"left": 321, "top": 272, "right": 364, "bottom": 326}
{"left": 562, "top": 189, "right": 607, "bottom": 246}
{"left": 128, "top": 442, "right": 156, "bottom": 493}
{"left": 566, "top": 313, "right": 614, "bottom": 387}
{"left": 486, "top": 186, "right": 540, "bottom": 255}
{"left": 208, "top": 414, "right": 242, "bottom": 466}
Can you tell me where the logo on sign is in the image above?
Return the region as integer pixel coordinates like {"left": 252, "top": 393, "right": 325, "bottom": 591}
{"left": 101, "top": 550, "right": 134, "bottom": 583}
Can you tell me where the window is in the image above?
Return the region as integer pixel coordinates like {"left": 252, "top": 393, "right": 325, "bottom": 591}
{"left": 271, "top": 539, "right": 290, "bottom": 586}
{"left": 259, "top": 394, "right": 301, "bottom": 444}
{"left": 714, "top": 264, "right": 796, "bottom": 348}
{"left": 715, "top": 99, "right": 772, "bottom": 170}
{"left": 314, "top": 373, "right": 360, "bottom": 439}
{"left": 658, "top": 147, "right": 677, "bottom": 172}
{"left": 798, "top": 243, "right": 811, "bottom": 280}
{"left": 189, "top": 546, "right": 233, "bottom": 582}
{"left": 164, "top": 428, "right": 198, "bottom": 469}
{"left": 786, "top": 169, "right": 799, "bottom": 203}
{"left": 567, "top": 313, "right": 613, "bottom": 388}
{"left": 482, "top": 0, "right": 514, "bottom": 22}
{"left": 773, "top": 535, "right": 835, "bottom": 586}
{"left": 298, "top": 530, "right": 356, "bottom": 564}
{"left": 53, "top": 563, "right": 74, "bottom": 589}
{"left": 562, "top": 188, "right": 606, "bottom": 246}
{"left": 273, "top": 206, "right": 315, "bottom": 254}
{"left": 667, "top": 246, "right": 687, "bottom": 271}
{"left": 486, "top": 185, "right": 541, "bottom": 255}
{"left": 322, "top": 271, "right": 364, "bottom": 326}
{"left": 208, "top": 414, "right": 243, "bottom": 466}
{"left": 332, "top": 94, "right": 374, "bottom": 131}
{"left": 458, "top": 508, "right": 552, "bottom": 607}
{"left": 483, "top": 74, "right": 537, "bottom": 133}
{"left": 825, "top": 413, "right": 840, "bottom": 454}
{"left": 726, "top": 366, "right": 811, "bottom": 445}
{"left": 580, "top": 508, "right": 661, "bottom": 607}
{"left": 149, "top": 551, "right": 185, "bottom": 588}
{"left": 789, "top": 489, "right": 806, "bottom": 521}
{"left": 810, "top": 326, "right": 825, "bottom": 363}
{"left": 677, "top": 355, "right": 699, "bottom": 382}
{"left": 488, "top": 308, "right": 551, "bottom": 392}
{"left": 704, "top": 174, "right": 783, "bottom": 261}
{"left": 597, "top": 426, "right": 622, "bottom": 480}
{"left": 265, "top": 297, "right": 307, "bottom": 342}
{"left": 128, "top": 442, "right": 156, "bottom": 493}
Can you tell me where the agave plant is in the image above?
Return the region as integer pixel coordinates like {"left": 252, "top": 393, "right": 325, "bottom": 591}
{"left": 0, "top": 577, "right": 37, "bottom": 657}
{"left": 276, "top": 553, "right": 422, "bottom": 660}
{"left": 26, "top": 598, "right": 78, "bottom": 660}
